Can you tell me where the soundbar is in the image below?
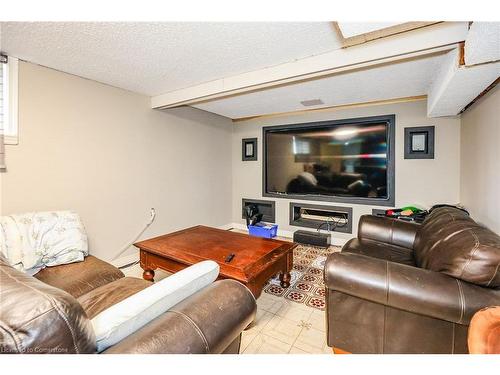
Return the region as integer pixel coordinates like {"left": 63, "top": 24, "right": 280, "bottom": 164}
{"left": 293, "top": 230, "right": 331, "bottom": 248}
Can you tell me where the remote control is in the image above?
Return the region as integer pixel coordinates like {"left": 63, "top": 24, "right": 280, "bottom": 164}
{"left": 225, "top": 253, "right": 235, "bottom": 263}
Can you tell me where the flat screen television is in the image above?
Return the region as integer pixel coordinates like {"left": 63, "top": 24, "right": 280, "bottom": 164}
{"left": 263, "top": 115, "right": 395, "bottom": 206}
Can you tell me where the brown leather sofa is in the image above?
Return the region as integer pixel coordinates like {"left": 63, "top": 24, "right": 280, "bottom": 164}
{"left": 325, "top": 207, "right": 500, "bottom": 354}
{"left": 0, "top": 254, "right": 256, "bottom": 354}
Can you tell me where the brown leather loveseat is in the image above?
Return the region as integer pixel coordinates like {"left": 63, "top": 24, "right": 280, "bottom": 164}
{"left": 0, "top": 255, "right": 256, "bottom": 354}
{"left": 325, "top": 206, "right": 500, "bottom": 354}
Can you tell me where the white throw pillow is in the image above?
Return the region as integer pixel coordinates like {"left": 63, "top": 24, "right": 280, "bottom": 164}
{"left": 91, "top": 260, "right": 220, "bottom": 352}
{"left": 0, "top": 211, "right": 88, "bottom": 275}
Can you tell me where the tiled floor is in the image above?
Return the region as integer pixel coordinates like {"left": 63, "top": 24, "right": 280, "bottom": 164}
{"left": 241, "top": 292, "right": 331, "bottom": 354}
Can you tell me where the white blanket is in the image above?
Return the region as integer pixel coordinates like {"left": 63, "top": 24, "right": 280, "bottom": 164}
{"left": 0, "top": 211, "right": 88, "bottom": 275}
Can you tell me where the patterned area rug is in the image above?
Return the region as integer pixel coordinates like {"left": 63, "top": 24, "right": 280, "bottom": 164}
{"left": 264, "top": 244, "right": 341, "bottom": 311}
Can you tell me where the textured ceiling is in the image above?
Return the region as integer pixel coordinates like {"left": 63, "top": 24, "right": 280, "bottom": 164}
{"left": 0, "top": 22, "right": 342, "bottom": 96}
{"left": 192, "top": 53, "right": 447, "bottom": 119}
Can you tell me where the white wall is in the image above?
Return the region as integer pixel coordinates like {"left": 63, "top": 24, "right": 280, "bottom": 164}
{"left": 460, "top": 85, "right": 500, "bottom": 234}
{"left": 2, "top": 62, "right": 233, "bottom": 261}
{"left": 232, "top": 100, "right": 461, "bottom": 242}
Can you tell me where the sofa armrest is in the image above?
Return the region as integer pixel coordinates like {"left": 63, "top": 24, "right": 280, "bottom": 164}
{"left": 358, "top": 215, "right": 419, "bottom": 250}
{"left": 103, "top": 280, "right": 256, "bottom": 354}
{"left": 325, "top": 252, "right": 500, "bottom": 325}
{"left": 468, "top": 306, "right": 500, "bottom": 354}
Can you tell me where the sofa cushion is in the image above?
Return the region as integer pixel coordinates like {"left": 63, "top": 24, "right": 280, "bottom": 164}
{"left": 343, "top": 238, "right": 415, "bottom": 266}
{"left": 35, "top": 255, "right": 124, "bottom": 298}
{"left": 414, "top": 206, "right": 474, "bottom": 262}
{"left": 91, "top": 260, "right": 220, "bottom": 352}
{"left": 0, "top": 254, "right": 96, "bottom": 354}
{"left": 425, "top": 206, "right": 471, "bottom": 221}
{"left": 358, "top": 214, "right": 419, "bottom": 250}
{"left": 414, "top": 206, "right": 473, "bottom": 255}
{"left": 415, "top": 209, "right": 500, "bottom": 287}
{"left": 78, "top": 277, "right": 151, "bottom": 319}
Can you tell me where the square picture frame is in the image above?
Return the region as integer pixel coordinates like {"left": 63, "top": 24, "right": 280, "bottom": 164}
{"left": 242, "top": 138, "right": 257, "bottom": 161}
{"left": 404, "top": 126, "right": 435, "bottom": 159}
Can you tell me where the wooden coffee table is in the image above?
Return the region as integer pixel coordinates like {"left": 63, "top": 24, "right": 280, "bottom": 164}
{"left": 134, "top": 225, "right": 296, "bottom": 298}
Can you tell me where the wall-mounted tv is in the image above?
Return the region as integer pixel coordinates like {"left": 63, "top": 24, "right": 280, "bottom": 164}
{"left": 263, "top": 115, "right": 395, "bottom": 206}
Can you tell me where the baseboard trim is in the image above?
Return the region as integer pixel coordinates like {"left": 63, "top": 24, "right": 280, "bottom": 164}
{"left": 217, "top": 223, "right": 235, "bottom": 230}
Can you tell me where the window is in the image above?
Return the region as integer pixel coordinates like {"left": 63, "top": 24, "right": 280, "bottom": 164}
{"left": 292, "top": 137, "right": 310, "bottom": 155}
{"left": 0, "top": 56, "right": 19, "bottom": 144}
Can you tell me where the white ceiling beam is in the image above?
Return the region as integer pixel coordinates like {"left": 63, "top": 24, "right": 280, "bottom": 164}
{"left": 151, "top": 22, "right": 469, "bottom": 109}
{"left": 427, "top": 47, "right": 500, "bottom": 117}
{"left": 337, "top": 22, "right": 441, "bottom": 47}
{"left": 464, "top": 22, "right": 500, "bottom": 66}
{"left": 336, "top": 22, "right": 404, "bottom": 38}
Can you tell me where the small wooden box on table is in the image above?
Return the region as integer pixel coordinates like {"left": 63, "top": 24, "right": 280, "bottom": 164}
{"left": 134, "top": 225, "right": 296, "bottom": 298}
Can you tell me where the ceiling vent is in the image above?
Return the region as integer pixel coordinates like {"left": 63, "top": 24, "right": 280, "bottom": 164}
{"left": 300, "top": 99, "right": 324, "bottom": 107}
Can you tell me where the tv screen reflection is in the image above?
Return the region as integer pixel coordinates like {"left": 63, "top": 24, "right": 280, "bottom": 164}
{"left": 265, "top": 122, "right": 388, "bottom": 199}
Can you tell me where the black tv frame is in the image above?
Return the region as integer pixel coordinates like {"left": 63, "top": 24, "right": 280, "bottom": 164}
{"left": 262, "top": 114, "right": 396, "bottom": 207}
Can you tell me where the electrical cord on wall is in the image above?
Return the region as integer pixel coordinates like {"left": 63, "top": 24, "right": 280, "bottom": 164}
{"left": 113, "top": 208, "right": 156, "bottom": 270}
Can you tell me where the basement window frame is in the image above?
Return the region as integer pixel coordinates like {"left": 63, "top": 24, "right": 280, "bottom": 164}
{"left": 1, "top": 56, "right": 19, "bottom": 145}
